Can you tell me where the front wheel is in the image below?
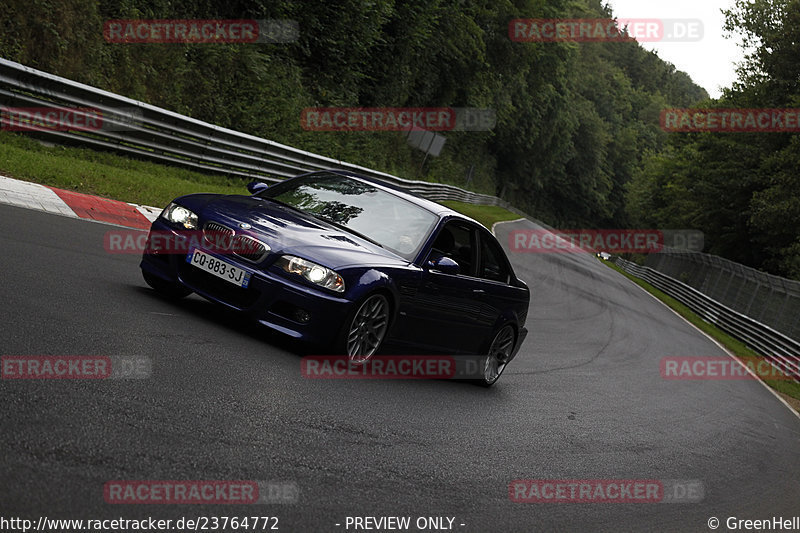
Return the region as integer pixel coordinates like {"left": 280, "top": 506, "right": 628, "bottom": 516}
{"left": 142, "top": 269, "right": 192, "bottom": 299}
{"left": 337, "top": 293, "right": 390, "bottom": 364}
{"left": 477, "top": 324, "right": 516, "bottom": 387}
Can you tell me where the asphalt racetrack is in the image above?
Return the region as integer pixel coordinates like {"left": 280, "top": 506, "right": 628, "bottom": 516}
{"left": 1, "top": 203, "right": 799, "bottom": 532}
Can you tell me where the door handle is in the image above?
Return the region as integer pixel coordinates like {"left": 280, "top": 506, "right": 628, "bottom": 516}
{"left": 472, "top": 289, "right": 486, "bottom": 296}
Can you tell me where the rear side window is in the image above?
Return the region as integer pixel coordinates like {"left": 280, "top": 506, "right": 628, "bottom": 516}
{"left": 479, "top": 234, "right": 511, "bottom": 284}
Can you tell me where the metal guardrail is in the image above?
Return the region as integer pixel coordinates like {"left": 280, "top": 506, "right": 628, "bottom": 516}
{"left": 0, "top": 57, "right": 506, "bottom": 207}
{"left": 644, "top": 248, "right": 800, "bottom": 343}
{"left": 613, "top": 256, "right": 800, "bottom": 382}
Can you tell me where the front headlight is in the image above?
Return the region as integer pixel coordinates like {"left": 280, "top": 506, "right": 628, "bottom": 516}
{"left": 277, "top": 255, "right": 345, "bottom": 293}
{"left": 160, "top": 202, "right": 198, "bottom": 229}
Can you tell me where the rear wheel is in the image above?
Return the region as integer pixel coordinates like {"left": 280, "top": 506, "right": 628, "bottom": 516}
{"left": 338, "top": 293, "right": 389, "bottom": 364}
{"left": 477, "top": 324, "right": 515, "bottom": 387}
{"left": 142, "top": 269, "right": 192, "bottom": 299}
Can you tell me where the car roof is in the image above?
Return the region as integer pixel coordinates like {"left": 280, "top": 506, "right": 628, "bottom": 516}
{"left": 303, "top": 169, "right": 483, "bottom": 227}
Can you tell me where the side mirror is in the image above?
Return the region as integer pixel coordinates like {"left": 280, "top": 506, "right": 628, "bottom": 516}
{"left": 247, "top": 181, "right": 269, "bottom": 195}
{"left": 426, "top": 255, "right": 460, "bottom": 275}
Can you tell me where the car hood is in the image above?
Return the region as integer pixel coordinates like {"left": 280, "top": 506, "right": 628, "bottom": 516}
{"left": 185, "top": 194, "right": 411, "bottom": 270}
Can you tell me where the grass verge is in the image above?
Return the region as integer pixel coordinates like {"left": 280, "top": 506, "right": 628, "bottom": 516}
{"left": 0, "top": 132, "right": 520, "bottom": 227}
{"left": 602, "top": 259, "right": 800, "bottom": 409}
{"left": 441, "top": 200, "right": 521, "bottom": 229}
{"left": 0, "top": 131, "right": 252, "bottom": 208}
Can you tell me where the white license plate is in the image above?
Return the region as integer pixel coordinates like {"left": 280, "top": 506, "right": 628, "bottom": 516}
{"left": 187, "top": 249, "right": 251, "bottom": 288}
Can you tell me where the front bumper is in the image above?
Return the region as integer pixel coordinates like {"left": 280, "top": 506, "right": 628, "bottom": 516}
{"left": 140, "top": 221, "right": 353, "bottom": 346}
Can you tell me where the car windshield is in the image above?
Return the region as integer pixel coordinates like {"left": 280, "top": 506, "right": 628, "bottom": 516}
{"left": 260, "top": 173, "right": 438, "bottom": 260}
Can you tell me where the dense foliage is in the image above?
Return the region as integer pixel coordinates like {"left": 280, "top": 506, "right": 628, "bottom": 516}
{"left": 1, "top": 1, "right": 707, "bottom": 230}
{"left": 627, "top": 0, "right": 800, "bottom": 279}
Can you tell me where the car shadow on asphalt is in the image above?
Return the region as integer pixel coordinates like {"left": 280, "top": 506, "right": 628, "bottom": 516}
{"left": 125, "top": 283, "right": 316, "bottom": 356}
{"left": 124, "top": 283, "right": 507, "bottom": 391}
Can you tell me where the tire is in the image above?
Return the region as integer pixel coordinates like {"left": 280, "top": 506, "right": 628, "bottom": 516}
{"left": 476, "top": 324, "right": 516, "bottom": 387}
{"left": 142, "top": 269, "right": 192, "bottom": 299}
{"left": 337, "top": 293, "right": 390, "bottom": 364}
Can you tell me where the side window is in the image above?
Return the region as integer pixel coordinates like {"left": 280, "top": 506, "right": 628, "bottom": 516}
{"left": 429, "top": 222, "right": 477, "bottom": 276}
{"left": 479, "top": 233, "right": 511, "bottom": 284}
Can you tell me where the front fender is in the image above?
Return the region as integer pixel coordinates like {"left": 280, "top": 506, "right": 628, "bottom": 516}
{"left": 346, "top": 268, "right": 402, "bottom": 324}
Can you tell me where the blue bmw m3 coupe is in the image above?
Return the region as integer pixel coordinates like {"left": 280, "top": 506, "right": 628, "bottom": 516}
{"left": 140, "top": 170, "right": 529, "bottom": 385}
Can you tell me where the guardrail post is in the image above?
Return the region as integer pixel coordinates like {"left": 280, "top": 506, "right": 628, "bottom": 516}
{"left": 759, "top": 285, "right": 775, "bottom": 323}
